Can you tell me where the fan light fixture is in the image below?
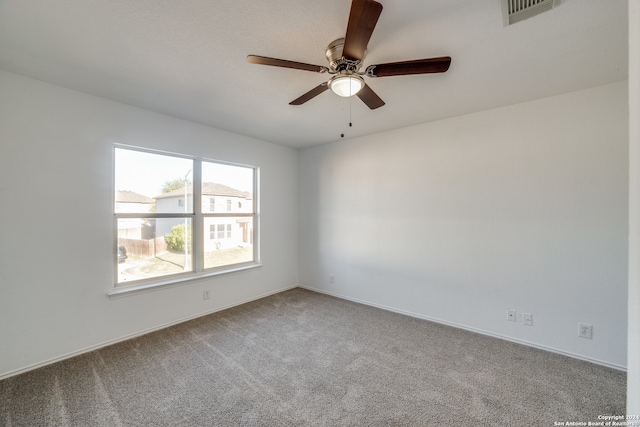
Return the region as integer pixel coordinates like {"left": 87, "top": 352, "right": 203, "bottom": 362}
{"left": 329, "top": 74, "right": 364, "bottom": 97}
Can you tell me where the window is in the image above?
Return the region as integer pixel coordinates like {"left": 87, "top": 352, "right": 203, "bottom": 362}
{"left": 114, "top": 146, "right": 258, "bottom": 288}
{"left": 209, "top": 224, "right": 232, "bottom": 240}
{"left": 216, "top": 224, "right": 225, "bottom": 239}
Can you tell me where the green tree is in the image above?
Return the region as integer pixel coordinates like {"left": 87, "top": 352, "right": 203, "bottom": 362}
{"left": 165, "top": 223, "right": 191, "bottom": 252}
{"left": 161, "top": 178, "right": 191, "bottom": 194}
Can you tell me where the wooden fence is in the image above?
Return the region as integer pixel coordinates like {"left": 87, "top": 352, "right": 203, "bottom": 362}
{"left": 118, "top": 237, "right": 167, "bottom": 259}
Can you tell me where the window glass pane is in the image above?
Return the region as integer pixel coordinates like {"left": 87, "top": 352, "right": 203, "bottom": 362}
{"left": 117, "top": 218, "right": 193, "bottom": 284}
{"left": 115, "top": 148, "right": 193, "bottom": 214}
{"left": 203, "top": 217, "right": 253, "bottom": 269}
{"left": 201, "top": 162, "right": 253, "bottom": 214}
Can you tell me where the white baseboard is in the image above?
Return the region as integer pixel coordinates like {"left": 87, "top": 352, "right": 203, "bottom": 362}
{"left": 297, "top": 284, "right": 627, "bottom": 372}
{"left": 0, "top": 284, "right": 298, "bottom": 381}
{"left": 3, "top": 283, "right": 624, "bottom": 381}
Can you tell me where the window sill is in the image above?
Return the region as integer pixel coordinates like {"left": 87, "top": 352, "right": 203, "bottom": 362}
{"left": 108, "top": 263, "right": 262, "bottom": 299}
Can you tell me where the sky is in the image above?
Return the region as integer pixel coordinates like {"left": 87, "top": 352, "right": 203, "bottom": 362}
{"left": 114, "top": 147, "right": 254, "bottom": 198}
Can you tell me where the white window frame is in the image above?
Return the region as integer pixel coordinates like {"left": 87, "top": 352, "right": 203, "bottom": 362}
{"left": 111, "top": 145, "right": 260, "bottom": 298}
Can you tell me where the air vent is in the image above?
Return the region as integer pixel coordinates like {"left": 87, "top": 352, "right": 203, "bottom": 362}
{"left": 501, "top": 0, "right": 559, "bottom": 26}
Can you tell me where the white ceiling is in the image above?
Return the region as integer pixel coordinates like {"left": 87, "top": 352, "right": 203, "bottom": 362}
{"left": 0, "top": 0, "right": 628, "bottom": 149}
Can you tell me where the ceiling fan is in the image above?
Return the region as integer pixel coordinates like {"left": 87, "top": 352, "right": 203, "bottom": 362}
{"left": 247, "top": 0, "right": 451, "bottom": 110}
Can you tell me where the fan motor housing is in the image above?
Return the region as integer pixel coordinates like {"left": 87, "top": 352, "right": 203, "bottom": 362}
{"left": 326, "top": 38, "right": 364, "bottom": 73}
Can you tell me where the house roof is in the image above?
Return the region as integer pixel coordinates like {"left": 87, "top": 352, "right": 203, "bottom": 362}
{"left": 155, "top": 183, "right": 252, "bottom": 200}
{"left": 115, "top": 190, "right": 154, "bottom": 204}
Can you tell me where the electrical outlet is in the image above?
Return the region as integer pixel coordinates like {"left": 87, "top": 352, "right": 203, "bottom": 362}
{"left": 507, "top": 309, "right": 516, "bottom": 322}
{"left": 578, "top": 323, "right": 592, "bottom": 339}
{"left": 523, "top": 313, "right": 533, "bottom": 326}
{"left": 203, "top": 290, "right": 210, "bottom": 300}
{"left": 329, "top": 275, "right": 335, "bottom": 284}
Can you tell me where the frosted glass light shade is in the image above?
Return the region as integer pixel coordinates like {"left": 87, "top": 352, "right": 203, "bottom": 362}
{"left": 329, "top": 75, "right": 364, "bottom": 97}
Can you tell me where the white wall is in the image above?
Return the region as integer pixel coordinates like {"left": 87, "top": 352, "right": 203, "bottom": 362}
{"left": 0, "top": 70, "right": 298, "bottom": 378}
{"left": 298, "top": 81, "right": 629, "bottom": 368}
{"left": 0, "top": 67, "right": 630, "bottom": 379}
{"left": 628, "top": 0, "right": 640, "bottom": 413}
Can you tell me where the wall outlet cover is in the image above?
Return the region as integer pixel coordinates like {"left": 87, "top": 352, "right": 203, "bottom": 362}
{"left": 578, "top": 323, "right": 593, "bottom": 339}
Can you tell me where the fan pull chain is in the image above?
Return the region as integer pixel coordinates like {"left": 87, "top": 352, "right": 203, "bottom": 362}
{"left": 349, "top": 89, "right": 353, "bottom": 128}
{"left": 340, "top": 80, "right": 355, "bottom": 138}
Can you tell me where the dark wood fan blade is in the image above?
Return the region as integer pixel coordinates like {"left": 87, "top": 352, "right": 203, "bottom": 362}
{"left": 367, "top": 57, "right": 451, "bottom": 77}
{"left": 342, "top": 0, "right": 383, "bottom": 61}
{"left": 356, "top": 83, "right": 385, "bottom": 109}
{"left": 247, "top": 55, "right": 328, "bottom": 73}
{"left": 289, "top": 82, "right": 330, "bottom": 105}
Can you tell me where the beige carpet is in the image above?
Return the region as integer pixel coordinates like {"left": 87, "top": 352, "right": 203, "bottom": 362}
{"left": 0, "top": 288, "right": 626, "bottom": 426}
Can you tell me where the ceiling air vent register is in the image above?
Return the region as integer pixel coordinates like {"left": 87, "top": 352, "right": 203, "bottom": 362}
{"left": 502, "top": 0, "right": 559, "bottom": 26}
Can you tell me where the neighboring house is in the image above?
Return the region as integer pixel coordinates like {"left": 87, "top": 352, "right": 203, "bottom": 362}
{"left": 115, "top": 190, "right": 155, "bottom": 213}
{"left": 155, "top": 182, "right": 253, "bottom": 251}
{"left": 115, "top": 190, "right": 154, "bottom": 239}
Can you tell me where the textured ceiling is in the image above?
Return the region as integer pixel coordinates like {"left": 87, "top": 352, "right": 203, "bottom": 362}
{"left": 0, "top": 0, "right": 628, "bottom": 148}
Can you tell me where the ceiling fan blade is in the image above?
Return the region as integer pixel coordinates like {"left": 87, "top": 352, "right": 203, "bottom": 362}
{"left": 367, "top": 57, "right": 452, "bottom": 77}
{"left": 289, "top": 82, "right": 330, "bottom": 105}
{"left": 356, "top": 83, "right": 385, "bottom": 109}
{"left": 247, "top": 55, "right": 329, "bottom": 73}
{"left": 342, "top": 0, "right": 383, "bottom": 61}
